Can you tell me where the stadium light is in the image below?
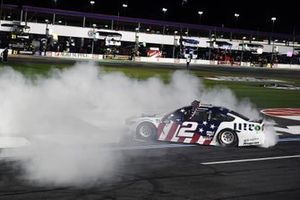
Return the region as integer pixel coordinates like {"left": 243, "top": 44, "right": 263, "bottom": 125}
{"left": 271, "top": 17, "right": 277, "bottom": 33}
{"left": 198, "top": 11, "right": 203, "bottom": 24}
{"left": 122, "top": 4, "right": 128, "bottom": 16}
{"left": 162, "top": 8, "right": 167, "bottom": 21}
{"left": 234, "top": 13, "right": 239, "bottom": 28}
{"left": 90, "top": 1, "right": 95, "bottom": 12}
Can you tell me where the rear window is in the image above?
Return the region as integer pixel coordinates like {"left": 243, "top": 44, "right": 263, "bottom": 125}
{"left": 229, "top": 111, "right": 249, "bottom": 121}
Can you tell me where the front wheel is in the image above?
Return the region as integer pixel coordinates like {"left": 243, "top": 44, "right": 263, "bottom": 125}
{"left": 217, "top": 129, "right": 238, "bottom": 147}
{"left": 136, "top": 122, "right": 157, "bottom": 141}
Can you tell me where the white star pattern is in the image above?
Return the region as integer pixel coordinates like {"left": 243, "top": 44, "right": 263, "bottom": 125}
{"left": 199, "top": 128, "right": 204, "bottom": 133}
{"left": 210, "top": 124, "right": 215, "bottom": 129}
{"left": 203, "top": 121, "right": 207, "bottom": 125}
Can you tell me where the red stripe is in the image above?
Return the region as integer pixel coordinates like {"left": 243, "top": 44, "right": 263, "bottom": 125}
{"left": 191, "top": 133, "right": 200, "bottom": 144}
{"left": 157, "top": 123, "right": 165, "bottom": 138}
{"left": 178, "top": 137, "right": 186, "bottom": 143}
{"left": 165, "top": 123, "right": 179, "bottom": 141}
{"left": 203, "top": 139, "right": 212, "bottom": 145}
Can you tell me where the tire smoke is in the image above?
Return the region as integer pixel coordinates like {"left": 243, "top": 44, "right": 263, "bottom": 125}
{"left": 0, "top": 63, "right": 276, "bottom": 186}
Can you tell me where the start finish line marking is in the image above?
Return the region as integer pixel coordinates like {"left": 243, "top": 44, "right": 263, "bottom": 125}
{"left": 201, "top": 155, "right": 300, "bottom": 165}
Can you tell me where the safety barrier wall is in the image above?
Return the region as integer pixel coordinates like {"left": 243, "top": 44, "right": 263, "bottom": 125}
{"left": 1, "top": 49, "right": 300, "bottom": 69}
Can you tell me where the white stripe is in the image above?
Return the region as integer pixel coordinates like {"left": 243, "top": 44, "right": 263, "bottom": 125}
{"left": 201, "top": 155, "right": 300, "bottom": 165}
{"left": 158, "top": 124, "right": 172, "bottom": 140}
{"left": 197, "top": 136, "right": 205, "bottom": 144}
{"left": 170, "top": 125, "right": 180, "bottom": 142}
{"left": 183, "top": 138, "right": 192, "bottom": 143}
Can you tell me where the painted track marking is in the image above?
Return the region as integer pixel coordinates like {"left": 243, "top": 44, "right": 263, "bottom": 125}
{"left": 201, "top": 155, "right": 300, "bottom": 165}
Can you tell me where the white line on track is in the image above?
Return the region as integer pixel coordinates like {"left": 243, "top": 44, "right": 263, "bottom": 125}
{"left": 279, "top": 137, "right": 300, "bottom": 142}
{"left": 201, "top": 155, "right": 300, "bottom": 165}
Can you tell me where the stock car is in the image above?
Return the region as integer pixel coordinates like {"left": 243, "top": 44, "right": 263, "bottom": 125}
{"left": 126, "top": 104, "right": 265, "bottom": 147}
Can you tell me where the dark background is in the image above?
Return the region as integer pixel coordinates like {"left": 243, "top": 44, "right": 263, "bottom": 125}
{"left": 3, "top": 0, "right": 299, "bottom": 34}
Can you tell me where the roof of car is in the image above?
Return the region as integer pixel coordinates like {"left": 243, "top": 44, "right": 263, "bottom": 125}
{"left": 198, "top": 105, "right": 229, "bottom": 113}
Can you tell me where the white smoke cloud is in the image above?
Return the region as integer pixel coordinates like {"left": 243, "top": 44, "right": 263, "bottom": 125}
{"left": 0, "top": 63, "right": 276, "bottom": 186}
{"left": 260, "top": 120, "right": 278, "bottom": 148}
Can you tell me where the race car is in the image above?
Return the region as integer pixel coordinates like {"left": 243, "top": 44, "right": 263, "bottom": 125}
{"left": 126, "top": 104, "right": 265, "bottom": 147}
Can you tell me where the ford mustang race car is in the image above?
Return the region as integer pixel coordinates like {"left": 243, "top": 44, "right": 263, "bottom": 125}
{"left": 126, "top": 104, "right": 265, "bottom": 147}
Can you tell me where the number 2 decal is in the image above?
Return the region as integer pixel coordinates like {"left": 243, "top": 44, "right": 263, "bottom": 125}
{"left": 176, "top": 122, "right": 198, "bottom": 137}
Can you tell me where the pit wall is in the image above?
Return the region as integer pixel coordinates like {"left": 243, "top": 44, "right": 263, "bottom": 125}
{"left": 1, "top": 49, "right": 299, "bottom": 69}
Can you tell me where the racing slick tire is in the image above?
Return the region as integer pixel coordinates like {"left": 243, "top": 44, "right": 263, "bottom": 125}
{"left": 136, "top": 122, "right": 157, "bottom": 141}
{"left": 217, "top": 129, "right": 238, "bottom": 147}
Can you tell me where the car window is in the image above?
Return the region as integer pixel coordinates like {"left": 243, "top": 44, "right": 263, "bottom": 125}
{"left": 165, "top": 106, "right": 192, "bottom": 122}
{"left": 211, "top": 112, "right": 234, "bottom": 122}
{"left": 167, "top": 111, "right": 183, "bottom": 122}
{"left": 189, "top": 109, "right": 208, "bottom": 122}
{"left": 229, "top": 111, "right": 249, "bottom": 121}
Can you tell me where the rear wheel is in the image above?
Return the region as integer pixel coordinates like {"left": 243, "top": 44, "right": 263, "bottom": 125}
{"left": 136, "top": 122, "right": 156, "bottom": 141}
{"left": 217, "top": 129, "right": 238, "bottom": 147}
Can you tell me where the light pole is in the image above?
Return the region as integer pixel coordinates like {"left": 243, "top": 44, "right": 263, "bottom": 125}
{"left": 161, "top": 8, "right": 167, "bottom": 53}
{"left": 271, "top": 17, "right": 276, "bottom": 35}
{"left": 53, "top": 0, "right": 58, "bottom": 24}
{"left": 91, "top": 23, "right": 96, "bottom": 54}
{"left": 241, "top": 36, "right": 246, "bottom": 63}
{"left": 271, "top": 17, "right": 276, "bottom": 64}
{"left": 173, "top": 30, "right": 178, "bottom": 58}
{"left": 198, "top": 11, "right": 203, "bottom": 24}
{"left": 44, "top": 19, "right": 49, "bottom": 56}
{"left": 0, "top": 0, "right": 3, "bottom": 21}
{"left": 162, "top": 8, "right": 167, "bottom": 20}
{"left": 122, "top": 4, "right": 128, "bottom": 16}
{"left": 234, "top": 13, "right": 239, "bottom": 28}
{"left": 162, "top": 8, "right": 167, "bottom": 34}
{"left": 90, "top": 1, "right": 95, "bottom": 12}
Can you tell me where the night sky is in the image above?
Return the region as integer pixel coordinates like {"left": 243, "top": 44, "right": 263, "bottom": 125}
{"left": 5, "top": 0, "right": 299, "bottom": 35}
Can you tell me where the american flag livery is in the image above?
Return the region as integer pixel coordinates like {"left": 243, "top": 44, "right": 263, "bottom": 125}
{"left": 157, "top": 120, "right": 222, "bottom": 145}
{"left": 126, "top": 104, "right": 265, "bottom": 147}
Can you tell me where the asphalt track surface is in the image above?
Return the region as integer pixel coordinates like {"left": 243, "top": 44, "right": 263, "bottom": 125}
{"left": 0, "top": 56, "right": 299, "bottom": 199}
{"left": 0, "top": 135, "right": 300, "bottom": 200}
{"left": 0, "top": 110, "right": 299, "bottom": 199}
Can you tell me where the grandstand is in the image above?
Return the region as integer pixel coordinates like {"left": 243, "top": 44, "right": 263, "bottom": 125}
{"left": 0, "top": 3, "right": 300, "bottom": 66}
